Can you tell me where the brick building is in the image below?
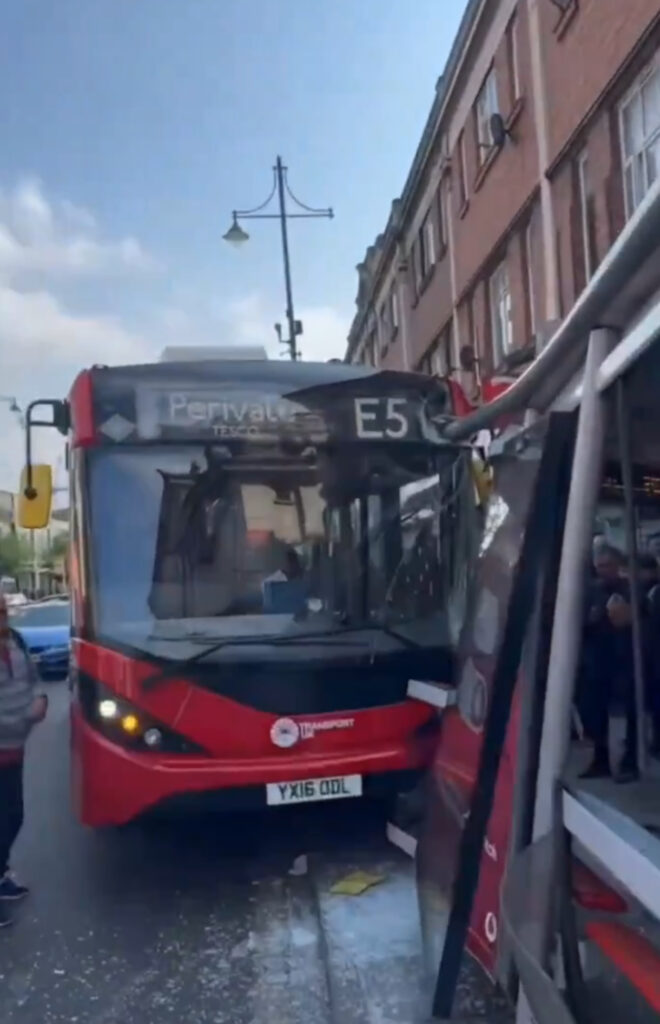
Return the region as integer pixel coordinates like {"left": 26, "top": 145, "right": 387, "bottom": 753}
{"left": 345, "top": 0, "right": 660, "bottom": 404}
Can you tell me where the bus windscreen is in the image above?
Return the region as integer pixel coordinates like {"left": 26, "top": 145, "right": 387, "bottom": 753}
{"left": 87, "top": 441, "right": 479, "bottom": 659}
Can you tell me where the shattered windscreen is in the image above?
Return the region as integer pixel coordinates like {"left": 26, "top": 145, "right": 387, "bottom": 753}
{"left": 87, "top": 438, "right": 479, "bottom": 659}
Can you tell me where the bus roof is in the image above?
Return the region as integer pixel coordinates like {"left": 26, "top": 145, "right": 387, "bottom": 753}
{"left": 86, "top": 358, "right": 442, "bottom": 392}
{"left": 159, "top": 345, "right": 268, "bottom": 362}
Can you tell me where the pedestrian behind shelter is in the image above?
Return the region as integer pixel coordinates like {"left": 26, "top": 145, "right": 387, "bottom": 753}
{"left": 578, "top": 544, "right": 638, "bottom": 781}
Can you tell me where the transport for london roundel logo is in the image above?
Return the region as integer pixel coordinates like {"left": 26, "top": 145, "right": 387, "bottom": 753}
{"left": 270, "top": 717, "right": 300, "bottom": 749}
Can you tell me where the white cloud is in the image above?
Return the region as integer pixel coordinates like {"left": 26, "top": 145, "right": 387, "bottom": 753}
{"left": 0, "top": 284, "right": 152, "bottom": 372}
{"left": 0, "top": 180, "right": 351, "bottom": 497}
{"left": 0, "top": 284, "right": 156, "bottom": 490}
{"left": 227, "top": 292, "right": 349, "bottom": 362}
{"left": 0, "top": 177, "right": 162, "bottom": 488}
{"left": 0, "top": 285, "right": 350, "bottom": 491}
{"left": 0, "top": 177, "right": 157, "bottom": 281}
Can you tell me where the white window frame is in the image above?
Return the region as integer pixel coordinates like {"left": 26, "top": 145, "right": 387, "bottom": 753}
{"left": 424, "top": 214, "right": 436, "bottom": 269}
{"left": 458, "top": 132, "right": 469, "bottom": 205}
{"left": 437, "top": 181, "right": 446, "bottom": 248}
{"left": 510, "top": 16, "right": 521, "bottom": 101}
{"left": 414, "top": 210, "right": 436, "bottom": 290}
{"left": 390, "top": 285, "right": 399, "bottom": 332}
{"left": 489, "top": 260, "right": 513, "bottom": 365}
{"left": 418, "top": 325, "right": 452, "bottom": 377}
{"left": 476, "top": 67, "right": 500, "bottom": 161}
{"left": 619, "top": 56, "right": 660, "bottom": 219}
{"left": 379, "top": 302, "right": 388, "bottom": 338}
{"left": 413, "top": 237, "right": 423, "bottom": 293}
{"left": 577, "top": 150, "right": 594, "bottom": 282}
{"left": 365, "top": 328, "right": 378, "bottom": 367}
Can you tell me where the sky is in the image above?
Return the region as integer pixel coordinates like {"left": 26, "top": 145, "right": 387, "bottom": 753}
{"left": 0, "top": 0, "right": 467, "bottom": 489}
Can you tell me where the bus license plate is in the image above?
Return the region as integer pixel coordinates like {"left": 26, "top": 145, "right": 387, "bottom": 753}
{"left": 266, "top": 774, "right": 362, "bottom": 806}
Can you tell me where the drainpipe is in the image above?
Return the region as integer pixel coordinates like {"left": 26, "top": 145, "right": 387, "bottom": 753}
{"left": 445, "top": 168, "right": 462, "bottom": 367}
{"left": 527, "top": 0, "right": 561, "bottom": 323}
{"left": 395, "top": 243, "right": 412, "bottom": 370}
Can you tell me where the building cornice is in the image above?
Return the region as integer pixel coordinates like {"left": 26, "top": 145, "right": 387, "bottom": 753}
{"left": 346, "top": 0, "right": 489, "bottom": 360}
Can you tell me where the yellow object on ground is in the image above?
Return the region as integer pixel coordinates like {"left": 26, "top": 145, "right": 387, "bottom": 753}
{"left": 330, "top": 870, "right": 386, "bottom": 896}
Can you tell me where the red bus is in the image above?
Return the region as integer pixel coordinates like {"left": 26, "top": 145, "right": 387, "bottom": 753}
{"left": 19, "top": 351, "right": 478, "bottom": 826}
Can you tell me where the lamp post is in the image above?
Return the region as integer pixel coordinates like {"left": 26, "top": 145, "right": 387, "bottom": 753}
{"left": 223, "top": 156, "right": 333, "bottom": 361}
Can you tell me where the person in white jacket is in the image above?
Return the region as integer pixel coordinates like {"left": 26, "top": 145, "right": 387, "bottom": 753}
{"left": 0, "top": 592, "right": 47, "bottom": 928}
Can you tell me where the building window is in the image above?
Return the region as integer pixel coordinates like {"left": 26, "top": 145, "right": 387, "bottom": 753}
{"left": 413, "top": 210, "right": 436, "bottom": 292}
{"left": 550, "top": 0, "right": 579, "bottom": 37}
{"left": 458, "top": 131, "right": 468, "bottom": 206}
{"left": 577, "top": 150, "right": 597, "bottom": 282}
{"left": 437, "top": 182, "right": 446, "bottom": 250}
{"left": 489, "top": 261, "right": 513, "bottom": 365}
{"left": 417, "top": 324, "right": 453, "bottom": 376}
{"left": 524, "top": 222, "right": 536, "bottom": 337}
{"left": 379, "top": 303, "right": 388, "bottom": 339}
{"left": 507, "top": 15, "right": 521, "bottom": 104}
{"left": 475, "top": 67, "right": 500, "bottom": 161}
{"left": 389, "top": 285, "right": 399, "bottom": 333}
{"left": 364, "top": 329, "right": 377, "bottom": 367}
{"left": 619, "top": 59, "right": 660, "bottom": 218}
{"left": 380, "top": 284, "right": 399, "bottom": 339}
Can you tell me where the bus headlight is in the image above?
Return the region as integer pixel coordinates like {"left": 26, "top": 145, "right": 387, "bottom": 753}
{"left": 143, "top": 728, "right": 162, "bottom": 748}
{"left": 99, "top": 699, "right": 119, "bottom": 720}
{"left": 120, "top": 714, "right": 140, "bottom": 735}
{"left": 78, "top": 677, "right": 206, "bottom": 755}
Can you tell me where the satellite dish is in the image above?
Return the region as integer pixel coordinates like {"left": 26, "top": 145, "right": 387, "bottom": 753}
{"left": 490, "top": 113, "right": 508, "bottom": 148}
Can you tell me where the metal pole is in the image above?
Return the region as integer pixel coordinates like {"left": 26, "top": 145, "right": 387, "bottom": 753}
{"left": 30, "top": 530, "right": 36, "bottom": 597}
{"left": 616, "top": 377, "right": 647, "bottom": 776}
{"left": 275, "top": 156, "right": 297, "bottom": 361}
{"left": 514, "top": 326, "right": 614, "bottom": 1024}
{"left": 532, "top": 327, "right": 614, "bottom": 838}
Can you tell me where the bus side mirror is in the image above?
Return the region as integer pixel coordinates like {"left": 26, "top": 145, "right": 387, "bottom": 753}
{"left": 17, "top": 464, "right": 53, "bottom": 529}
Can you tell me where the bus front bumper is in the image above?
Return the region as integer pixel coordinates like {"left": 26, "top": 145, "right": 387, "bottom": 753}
{"left": 71, "top": 709, "right": 429, "bottom": 827}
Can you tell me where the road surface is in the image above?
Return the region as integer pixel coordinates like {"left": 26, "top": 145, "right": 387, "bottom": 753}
{"left": 0, "top": 682, "right": 432, "bottom": 1024}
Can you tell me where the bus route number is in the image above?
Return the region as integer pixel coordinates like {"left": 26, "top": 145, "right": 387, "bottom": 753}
{"left": 354, "top": 398, "right": 410, "bottom": 440}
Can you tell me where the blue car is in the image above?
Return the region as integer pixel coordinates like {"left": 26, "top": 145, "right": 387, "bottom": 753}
{"left": 11, "top": 599, "right": 71, "bottom": 680}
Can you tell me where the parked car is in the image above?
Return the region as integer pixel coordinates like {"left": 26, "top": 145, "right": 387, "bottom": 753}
{"left": 10, "top": 599, "right": 71, "bottom": 680}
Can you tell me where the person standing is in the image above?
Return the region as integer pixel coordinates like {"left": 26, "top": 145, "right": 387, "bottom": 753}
{"left": 578, "top": 545, "right": 633, "bottom": 779}
{"left": 640, "top": 555, "right": 660, "bottom": 756}
{"left": 0, "top": 592, "right": 47, "bottom": 928}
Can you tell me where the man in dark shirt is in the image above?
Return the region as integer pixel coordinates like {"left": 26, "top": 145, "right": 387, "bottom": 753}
{"left": 640, "top": 554, "right": 660, "bottom": 756}
{"left": 579, "top": 545, "right": 635, "bottom": 779}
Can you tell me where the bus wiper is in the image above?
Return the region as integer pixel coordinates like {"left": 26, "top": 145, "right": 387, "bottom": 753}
{"left": 141, "top": 628, "right": 371, "bottom": 691}
{"left": 141, "top": 622, "right": 421, "bottom": 690}
{"left": 332, "top": 620, "right": 424, "bottom": 650}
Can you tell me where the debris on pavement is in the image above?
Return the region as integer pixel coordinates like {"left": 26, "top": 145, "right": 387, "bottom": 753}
{"left": 288, "top": 854, "right": 308, "bottom": 876}
{"left": 330, "top": 870, "right": 386, "bottom": 896}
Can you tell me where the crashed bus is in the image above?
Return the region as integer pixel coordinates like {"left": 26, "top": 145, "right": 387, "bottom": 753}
{"left": 17, "top": 348, "right": 485, "bottom": 828}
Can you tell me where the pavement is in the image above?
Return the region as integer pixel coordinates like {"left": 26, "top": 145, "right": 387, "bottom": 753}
{"left": 0, "top": 682, "right": 434, "bottom": 1024}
